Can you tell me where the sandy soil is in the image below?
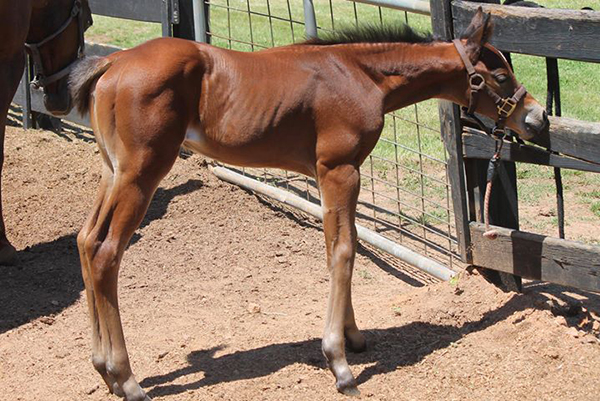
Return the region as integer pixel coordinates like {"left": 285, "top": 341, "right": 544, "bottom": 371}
{"left": 1, "top": 123, "right": 599, "bottom": 401}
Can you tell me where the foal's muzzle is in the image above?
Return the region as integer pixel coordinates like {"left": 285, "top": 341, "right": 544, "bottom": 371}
{"left": 524, "top": 108, "right": 549, "bottom": 138}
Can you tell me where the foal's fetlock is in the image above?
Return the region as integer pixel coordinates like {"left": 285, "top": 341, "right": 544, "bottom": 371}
{"left": 91, "top": 355, "right": 124, "bottom": 395}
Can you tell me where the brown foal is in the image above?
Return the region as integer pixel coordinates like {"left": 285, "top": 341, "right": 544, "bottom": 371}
{"left": 70, "top": 9, "right": 547, "bottom": 400}
{"left": 0, "top": 0, "right": 91, "bottom": 263}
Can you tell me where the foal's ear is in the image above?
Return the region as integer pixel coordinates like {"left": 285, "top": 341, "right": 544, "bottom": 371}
{"left": 461, "top": 7, "right": 494, "bottom": 62}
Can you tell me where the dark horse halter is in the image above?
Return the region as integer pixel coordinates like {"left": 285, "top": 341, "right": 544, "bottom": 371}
{"left": 453, "top": 38, "right": 528, "bottom": 240}
{"left": 452, "top": 38, "right": 527, "bottom": 139}
{"left": 24, "top": 0, "right": 89, "bottom": 89}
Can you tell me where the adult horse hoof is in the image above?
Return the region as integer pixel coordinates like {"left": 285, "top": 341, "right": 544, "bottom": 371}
{"left": 0, "top": 242, "right": 17, "bottom": 265}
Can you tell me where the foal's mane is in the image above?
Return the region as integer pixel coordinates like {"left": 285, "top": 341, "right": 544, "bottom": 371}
{"left": 300, "top": 23, "right": 434, "bottom": 46}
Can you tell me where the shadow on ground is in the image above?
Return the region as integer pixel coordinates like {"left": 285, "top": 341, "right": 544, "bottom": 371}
{"left": 0, "top": 179, "right": 203, "bottom": 334}
{"left": 141, "top": 283, "right": 600, "bottom": 399}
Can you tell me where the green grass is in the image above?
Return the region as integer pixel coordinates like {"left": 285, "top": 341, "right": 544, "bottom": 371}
{"left": 87, "top": 15, "right": 161, "bottom": 48}
{"left": 84, "top": 0, "right": 600, "bottom": 236}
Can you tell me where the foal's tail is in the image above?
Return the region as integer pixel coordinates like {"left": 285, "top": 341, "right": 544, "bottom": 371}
{"left": 69, "top": 56, "right": 113, "bottom": 116}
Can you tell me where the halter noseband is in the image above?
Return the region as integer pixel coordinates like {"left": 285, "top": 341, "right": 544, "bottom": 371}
{"left": 24, "top": 0, "right": 87, "bottom": 89}
{"left": 452, "top": 39, "right": 527, "bottom": 138}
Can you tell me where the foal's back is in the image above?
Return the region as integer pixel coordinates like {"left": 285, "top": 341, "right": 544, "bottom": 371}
{"left": 91, "top": 37, "right": 384, "bottom": 177}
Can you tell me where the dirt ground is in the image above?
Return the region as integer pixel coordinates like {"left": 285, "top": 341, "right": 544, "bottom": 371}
{"left": 1, "top": 122, "right": 600, "bottom": 401}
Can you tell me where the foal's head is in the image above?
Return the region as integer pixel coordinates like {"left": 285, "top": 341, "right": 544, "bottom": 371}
{"left": 27, "top": 0, "right": 93, "bottom": 115}
{"left": 454, "top": 8, "right": 548, "bottom": 140}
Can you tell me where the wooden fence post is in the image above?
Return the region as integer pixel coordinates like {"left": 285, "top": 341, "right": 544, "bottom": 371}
{"left": 430, "top": 0, "right": 472, "bottom": 263}
{"left": 173, "top": 0, "right": 195, "bottom": 40}
{"left": 431, "top": 0, "right": 522, "bottom": 291}
{"left": 18, "top": 64, "right": 34, "bottom": 130}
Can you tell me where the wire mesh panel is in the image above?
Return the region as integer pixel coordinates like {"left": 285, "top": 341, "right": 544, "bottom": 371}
{"left": 205, "top": 0, "right": 462, "bottom": 270}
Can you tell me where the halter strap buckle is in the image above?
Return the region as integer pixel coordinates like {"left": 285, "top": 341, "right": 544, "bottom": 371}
{"left": 497, "top": 97, "right": 517, "bottom": 118}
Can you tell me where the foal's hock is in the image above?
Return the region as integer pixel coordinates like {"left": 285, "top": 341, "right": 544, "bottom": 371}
{"left": 70, "top": 8, "right": 547, "bottom": 400}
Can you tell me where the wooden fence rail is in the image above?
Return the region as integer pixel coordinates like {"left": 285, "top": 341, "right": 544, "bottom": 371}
{"left": 452, "top": 1, "right": 600, "bottom": 63}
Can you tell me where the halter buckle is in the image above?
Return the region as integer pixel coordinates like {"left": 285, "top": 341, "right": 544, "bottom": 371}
{"left": 497, "top": 97, "right": 517, "bottom": 118}
{"left": 469, "top": 73, "right": 485, "bottom": 91}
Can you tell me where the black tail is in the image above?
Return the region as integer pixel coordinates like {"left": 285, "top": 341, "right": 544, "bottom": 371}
{"left": 68, "top": 56, "right": 112, "bottom": 116}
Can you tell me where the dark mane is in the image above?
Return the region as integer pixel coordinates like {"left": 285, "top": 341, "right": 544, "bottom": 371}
{"left": 300, "top": 23, "right": 434, "bottom": 46}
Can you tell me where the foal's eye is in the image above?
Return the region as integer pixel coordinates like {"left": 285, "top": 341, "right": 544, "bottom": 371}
{"left": 495, "top": 74, "right": 508, "bottom": 84}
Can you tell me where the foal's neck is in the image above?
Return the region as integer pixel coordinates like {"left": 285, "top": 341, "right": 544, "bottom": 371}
{"left": 354, "top": 41, "right": 465, "bottom": 113}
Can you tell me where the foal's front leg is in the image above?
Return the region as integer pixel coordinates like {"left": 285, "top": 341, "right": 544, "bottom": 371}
{"left": 318, "top": 162, "right": 365, "bottom": 395}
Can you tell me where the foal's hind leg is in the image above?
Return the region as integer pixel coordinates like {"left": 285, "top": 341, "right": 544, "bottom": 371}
{"left": 77, "top": 169, "right": 125, "bottom": 396}
{"left": 80, "top": 149, "right": 179, "bottom": 401}
{"left": 317, "top": 162, "right": 364, "bottom": 395}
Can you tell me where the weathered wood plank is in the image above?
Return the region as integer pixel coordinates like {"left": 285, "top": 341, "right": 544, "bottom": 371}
{"left": 462, "top": 129, "right": 600, "bottom": 173}
{"left": 452, "top": 1, "right": 600, "bottom": 62}
{"left": 530, "top": 116, "right": 600, "bottom": 165}
{"left": 470, "top": 222, "right": 600, "bottom": 292}
{"left": 88, "top": 0, "right": 164, "bottom": 23}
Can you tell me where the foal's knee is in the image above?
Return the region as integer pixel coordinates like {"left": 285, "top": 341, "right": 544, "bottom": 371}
{"left": 330, "top": 242, "right": 356, "bottom": 280}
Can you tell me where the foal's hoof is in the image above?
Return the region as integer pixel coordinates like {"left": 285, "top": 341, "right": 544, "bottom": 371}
{"left": 337, "top": 378, "right": 361, "bottom": 397}
{"left": 0, "top": 242, "right": 17, "bottom": 266}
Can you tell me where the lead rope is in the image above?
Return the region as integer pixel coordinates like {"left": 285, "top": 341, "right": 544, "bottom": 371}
{"left": 482, "top": 135, "right": 505, "bottom": 239}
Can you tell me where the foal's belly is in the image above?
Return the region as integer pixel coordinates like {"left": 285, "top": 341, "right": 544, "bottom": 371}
{"left": 182, "top": 124, "right": 315, "bottom": 176}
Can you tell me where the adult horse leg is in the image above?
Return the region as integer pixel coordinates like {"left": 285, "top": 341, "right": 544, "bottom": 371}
{"left": 318, "top": 162, "right": 364, "bottom": 395}
{"left": 79, "top": 145, "right": 180, "bottom": 401}
{"left": 0, "top": 52, "right": 26, "bottom": 264}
